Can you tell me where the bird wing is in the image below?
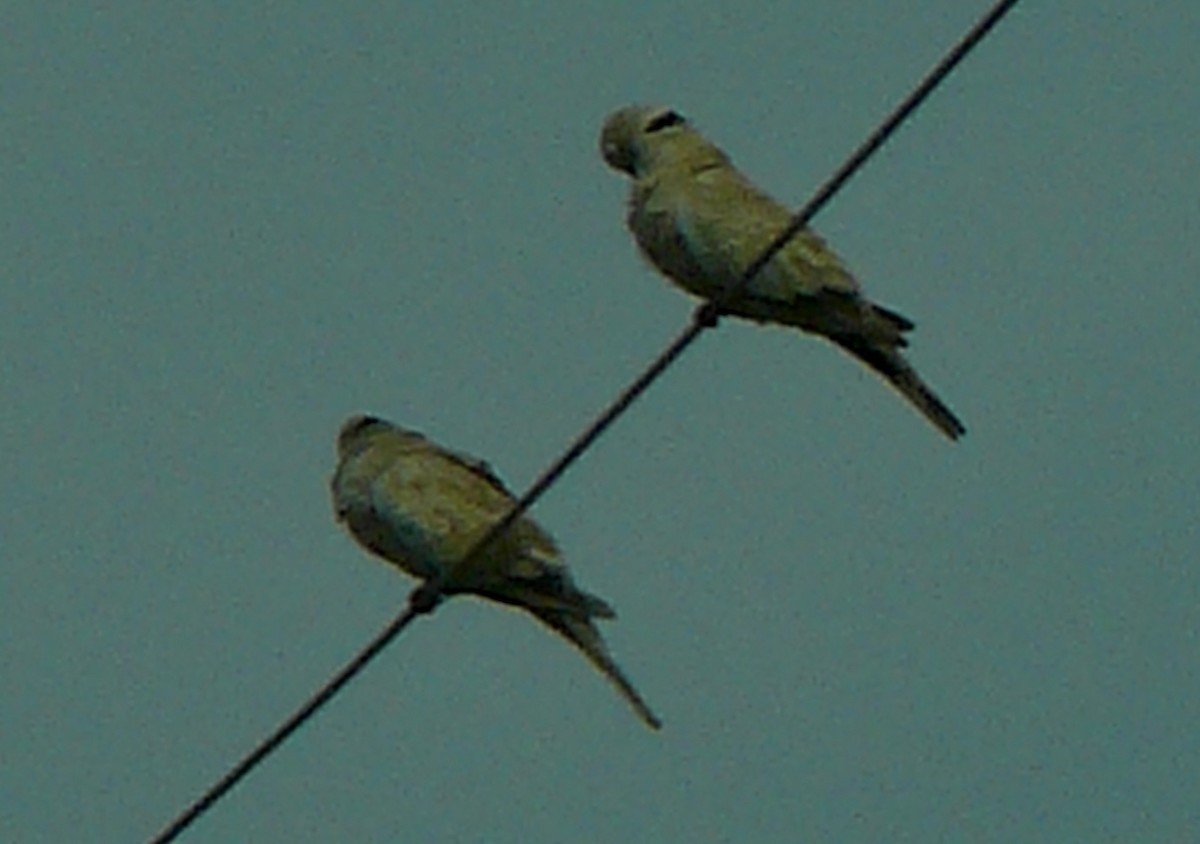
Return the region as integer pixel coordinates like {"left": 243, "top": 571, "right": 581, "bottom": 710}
{"left": 353, "top": 461, "right": 449, "bottom": 580}
{"left": 665, "top": 165, "right": 860, "bottom": 304}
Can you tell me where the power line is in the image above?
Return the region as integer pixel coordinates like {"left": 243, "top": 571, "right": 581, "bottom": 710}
{"left": 727, "top": 0, "right": 1023, "bottom": 298}
{"left": 147, "top": 1, "right": 1022, "bottom": 839}
{"left": 438, "top": 0, "right": 1024, "bottom": 586}
{"left": 149, "top": 608, "right": 422, "bottom": 844}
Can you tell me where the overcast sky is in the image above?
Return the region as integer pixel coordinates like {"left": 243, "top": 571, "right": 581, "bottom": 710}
{"left": 4, "top": 2, "right": 1198, "bottom": 842}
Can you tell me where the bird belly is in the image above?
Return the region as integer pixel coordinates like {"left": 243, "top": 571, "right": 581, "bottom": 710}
{"left": 630, "top": 205, "right": 725, "bottom": 299}
{"left": 342, "top": 507, "right": 445, "bottom": 581}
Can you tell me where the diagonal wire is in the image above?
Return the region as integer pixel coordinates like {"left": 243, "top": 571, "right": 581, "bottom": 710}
{"left": 439, "top": 0, "right": 1023, "bottom": 584}
{"left": 149, "top": 608, "right": 421, "bottom": 844}
{"left": 431, "top": 0, "right": 1022, "bottom": 598}
{"left": 148, "top": 1, "right": 1022, "bottom": 840}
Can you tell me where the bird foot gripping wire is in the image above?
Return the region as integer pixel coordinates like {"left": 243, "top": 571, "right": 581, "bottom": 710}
{"left": 408, "top": 581, "right": 445, "bottom": 615}
{"left": 693, "top": 302, "right": 722, "bottom": 329}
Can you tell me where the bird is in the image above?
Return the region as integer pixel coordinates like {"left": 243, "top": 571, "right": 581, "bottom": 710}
{"left": 330, "top": 414, "right": 662, "bottom": 729}
{"left": 600, "top": 104, "right": 966, "bottom": 441}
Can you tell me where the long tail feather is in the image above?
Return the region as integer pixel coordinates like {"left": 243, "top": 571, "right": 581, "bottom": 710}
{"left": 532, "top": 610, "right": 662, "bottom": 730}
{"left": 829, "top": 333, "right": 966, "bottom": 441}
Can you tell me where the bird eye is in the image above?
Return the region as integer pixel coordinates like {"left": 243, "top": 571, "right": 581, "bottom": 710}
{"left": 644, "top": 109, "right": 685, "bottom": 133}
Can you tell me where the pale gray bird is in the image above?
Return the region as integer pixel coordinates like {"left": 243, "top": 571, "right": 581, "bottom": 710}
{"left": 600, "top": 104, "right": 966, "bottom": 440}
{"left": 330, "top": 414, "right": 661, "bottom": 729}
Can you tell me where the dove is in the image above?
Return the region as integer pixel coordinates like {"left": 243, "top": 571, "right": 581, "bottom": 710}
{"left": 600, "top": 104, "right": 965, "bottom": 440}
{"left": 330, "top": 414, "right": 661, "bottom": 729}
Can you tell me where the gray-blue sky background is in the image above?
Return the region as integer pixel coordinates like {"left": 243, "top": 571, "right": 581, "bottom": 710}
{"left": 4, "top": 2, "right": 1198, "bottom": 841}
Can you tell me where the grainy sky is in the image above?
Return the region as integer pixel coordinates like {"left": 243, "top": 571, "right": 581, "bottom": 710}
{"left": 4, "top": 2, "right": 1198, "bottom": 842}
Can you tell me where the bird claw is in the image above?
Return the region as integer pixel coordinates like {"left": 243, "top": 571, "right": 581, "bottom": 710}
{"left": 694, "top": 303, "right": 721, "bottom": 328}
{"left": 408, "top": 581, "right": 444, "bottom": 615}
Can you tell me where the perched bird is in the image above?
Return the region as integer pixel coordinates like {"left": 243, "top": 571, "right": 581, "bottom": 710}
{"left": 330, "top": 414, "right": 661, "bottom": 729}
{"left": 600, "top": 104, "right": 966, "bottom": 440}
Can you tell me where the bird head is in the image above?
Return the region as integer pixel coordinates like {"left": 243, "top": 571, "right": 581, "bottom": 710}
{"left": 599, "top": 104, "right": 728, "bottom": 179}
{"left": 336, "top": 414, "right": 392, "bottom": 458}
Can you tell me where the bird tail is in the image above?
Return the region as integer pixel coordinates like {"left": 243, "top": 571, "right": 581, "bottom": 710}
{"left": 828, "top": 329, "right": 966, "bottom": 441}
{"left": 479, "top": 559, "right": 618, "bottom": 621}
{"left": 531, "top": 608, "right": 663, "bottom": 730}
